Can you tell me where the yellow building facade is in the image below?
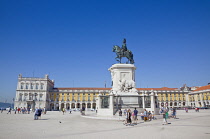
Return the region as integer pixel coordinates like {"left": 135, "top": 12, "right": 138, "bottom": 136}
{"left": 15, "top": 75, "right": 210, "bottom": 111}
{"left": 48, "top": 88, "right": 110, "bottom": 111}
{"left": 188, "top": 84, "right": 210, "bottom": 107}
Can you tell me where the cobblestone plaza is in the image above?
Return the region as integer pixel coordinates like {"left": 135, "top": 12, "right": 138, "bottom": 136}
{"left": 0, "top": 109, "right": 210, "bottom": 139}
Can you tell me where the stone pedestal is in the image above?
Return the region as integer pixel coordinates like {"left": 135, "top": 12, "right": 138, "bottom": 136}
{"left": 96, "top": 63, "right": 159, "bottom": 116}
{"left": 109, "top": 64, "right": 137, "bottom": 95}
{"left": 109, "top": 64, "right": 139, "bottom": 114}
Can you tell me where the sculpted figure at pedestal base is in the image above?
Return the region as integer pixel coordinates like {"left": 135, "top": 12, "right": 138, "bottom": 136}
{"left": 118, "top": 79, "right": 136, "bottom": 92}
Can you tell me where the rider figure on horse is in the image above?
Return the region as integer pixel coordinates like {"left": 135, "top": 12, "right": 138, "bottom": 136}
{"left": 112, "top": 38, "right": 135, "bottom": 64}
{"left": 121, "top": 38, "right": 127, "bottom": 56}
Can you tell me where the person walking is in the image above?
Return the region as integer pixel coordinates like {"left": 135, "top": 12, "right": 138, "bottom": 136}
{"left": 22, "top": 107, "right": 25, "bottom": 114}
{"left": 17, "top": 107, "right": 20, "bottom": 114}
{"left": 151, "top": 111, "right": 155, "bottom": 120}
{"left": 131, "top": 111, "right": 134, "bottom": 122}
{"left": 62, "top": 107, "right": 65, "bottom": 115}
{"left": 27, "top": 107, "right": 30, "bottom": 114}
{"left": 185, "top": 107, "right": 188, "bottom": 113}
{"left": 124, "top": 109, "right": 127, "bottom": 116}
{"left": 82, "top": 107, "right": 85, "bottom": 115}
{"left": 172, "top": 107, "right": 176, "bottom": 119}
{"left": 128, "top": 109, "right": 132, "bottom": 124}
{"left": 124, "top": 109, "right": 128, "bottom": 125}
{"left": 43, "top": 107, "right": 46, "bottom": 114}
{"left": 133, "top": 108, "right": 138, "bottom": 124}
{"left": 7, "top": 107, "right": 11, "bottom": 114}
{"left": 34, "top": 108, "right": 39, "bottom": 120}
{"left": 127, "top": 109, "right": 132, "bottom": 125}
{"left": 162, "top": 110, "right": 168, "bottom": 125}
{"left": 119, "top": 109, "right": 122, "bottom": 120}
{"left": 20, "top": 107, "right": 22, "bottom": 114}
{"left": 143, "top": 109, "right": 147, "bottom": 122}
{"left": 14, "top": 107, "right": 17, "bottom": 114}
{"left": 37, "top": 108, "right": 42, "bottom": 119}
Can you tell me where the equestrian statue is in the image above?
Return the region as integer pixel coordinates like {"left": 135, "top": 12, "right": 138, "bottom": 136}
{"left": 112, "top": 38, "right": 134, "bottom": 64}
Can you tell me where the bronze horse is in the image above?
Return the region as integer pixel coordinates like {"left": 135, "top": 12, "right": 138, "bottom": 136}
{"left": 112, "top": 45, "right": 134, "bottom": 64}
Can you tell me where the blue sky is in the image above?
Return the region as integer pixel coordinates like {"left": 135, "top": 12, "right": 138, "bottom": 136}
{"left": 0, "top": 0, "right": 210, "bottom": 102}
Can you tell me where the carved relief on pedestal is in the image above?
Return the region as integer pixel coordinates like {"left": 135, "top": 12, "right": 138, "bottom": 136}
{"left": 118, "top": 79, "right": 136, "bottom": 92}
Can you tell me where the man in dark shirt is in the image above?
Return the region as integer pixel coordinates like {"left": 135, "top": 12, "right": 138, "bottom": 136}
{"left": 119, "top": 109, "right": 122, "bottom": 116}
{"left": 173, "top": 107, "right": 176, "bottom": 119}
{"left": 133, "top": 108, "right": 138, "bottom": 124}
{"left": 119, "top": 109, "right": 122, "bottom": 120}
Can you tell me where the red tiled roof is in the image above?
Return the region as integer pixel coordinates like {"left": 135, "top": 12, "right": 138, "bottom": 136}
{"left": 54, "top": 88, "right": 111, "bottom": 90}
{"left": 193, "top": 85, "right": 210, "bottom": 92}
{"left": 54, "top": 87, "right": 177, "bottom": 91}
{"left": 137, "top": 87, "right": 178, "bottom": 91}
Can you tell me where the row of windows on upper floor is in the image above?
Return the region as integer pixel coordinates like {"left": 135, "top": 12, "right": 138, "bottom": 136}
{"left": 52, "top": 97, "right": 96, "bottom": 102}
{"left": 51, "top": 93, "right": 186, "bottom": 97}
{"left": 50, "top": 93, "right": 100, "bottom": 97}
{"left": 60, "top": 93, "right": 96, "bottom": 95}
{"left": 20, "top": 83, "right": 45, "bottom": 90}
{"left": 159, "top": 94, "right": 183, "bottom": 96}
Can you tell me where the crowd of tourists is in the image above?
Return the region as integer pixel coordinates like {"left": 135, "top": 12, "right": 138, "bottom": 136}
{"left": 119, "top": 107, "right": 179, "bottom": 126}
{"left": 0, "top": 106, "right": 47, "bottom": 121}
{"left": 1, "top": 106, "right": 47, "bottom": 119}
{"left": 120, "top": 108, "right": 157, "bottom": 126}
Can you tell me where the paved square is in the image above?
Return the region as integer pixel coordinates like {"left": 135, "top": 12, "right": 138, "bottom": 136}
{"left": 0, "top": 110, "right": 210, "bottom": 139}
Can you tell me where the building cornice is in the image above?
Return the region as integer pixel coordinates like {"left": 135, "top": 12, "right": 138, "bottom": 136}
{"left": 189, "top": 89, "right": 210, "bottom": 95}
